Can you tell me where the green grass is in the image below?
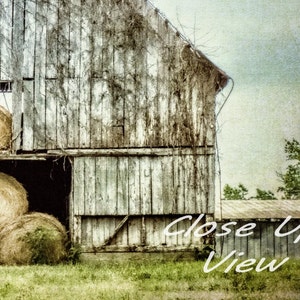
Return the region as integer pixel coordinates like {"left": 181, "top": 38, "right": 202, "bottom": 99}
{"left": 0, "top": 259, "right": 299, "bottom": 300}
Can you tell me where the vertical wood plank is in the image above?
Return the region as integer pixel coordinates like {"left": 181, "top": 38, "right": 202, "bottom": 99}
{"left": 128, "top": 157, "right": 140, "bottom": 215}
{"left": 57, "top": 0, "right": 70, "bottom": 78}
{"left": 185, "top": 156, "right": 196, "bottom": 213}
{"left": 239, "top": 222, "right": 249, "bottom": 256}
{"left": 98, "top": 3, "right": 114, "bottom": 147}
{"left": 84, "top": 217, "right": 93, "bottom": 249}
{"left": 56, "top": 79, "right": 68, "bottom": 149}
{"left": 176, "top": 155, "right": 186, "bottom": 214}
{"left": 45, "top": 79, "right": 57, "bottom": 149}
{"left": 91, "top": 218, "right": 101, "bottom": 248}
{"left": 95, "top": 156, "right": 108, "bottom": 215}
{"left": 196, "top": 154, "right": 206, "bottom": 213}
{"left": 100, "top": 76, "right": 113, "bottom": 148}
{"left": 195, "top": 155, "right": 203, "bottom": 213}
{"left": 45, "top": 0, "right": 58, "bottom": 79}
{"left": 207, "top": 154, "right": 215, "bottom": 213}
{"left": 140, "top": 156, "right": 152, "bottom": 215}
{"left": 73, "top": 157, "right": 85, "bottom": 216}
{"left": 133, "top": 38, "right": 147, "bottom": 147}
{"left": 111, "top": 5, "right": 125, "bottom": 147}
{"left": 22, "top": 80, "right": 34, "bottom": 150}
{"left": 80, "top": 217, "right": 87, "bottom": 246}
{"left": 90, "top": 79, "right": 103, "bottom": 148}
{"left": 128, "top": 217, "right": 141, "bottom": 246}
{"left": 68, "top": 0, "right": 81, "bottom": 78}
{"left": 67, "top": 78, "right": 80, "bottom": 148}
{"left": 78, "top": 0, "right": 91, "bottom": 148}
{"left": 165, "top": 216, "right": 177, "bottom": 247}
{"left": 176, "top": 215, "right": 192, "bottom": 247}
{"left": 84, "top": 157, "right": 96, "bottom": 215}
{"left": 33, "top": 0, "right": 47, "bottom": 149}
{"left": 161, "top": 155, "right": 175, "bottom": 214}
{"left": 105, "top": 156, "right": 118, "bottom": 215}
{"left": 0, "top": 0, "right": 13, "bottom": 80}
{"left": 260, "top": 223, "right": 268, "bottom": 257}
{"left": 254, "top": 222, "right": 262, "bottom": 258}
{"left": 11, "top": 0, "right": 24, "bottom": 150}
{"left": 287, "top": 222, "right": 296, "bottom": 257}
{"left": 151, "top": 157, "right": 163, "bottom": 214}
{"left": 266, "top": 222, "right": 275, "bottom": 257}
{"left": 274, "top": 221, "right": 284, "bottom": 257}
{"left": 90, "top": 218, "right": 103, "bottom": 246}
{"left": 117, "top": 157, "right": 129, "bottom": 215}
{"left": 157, "top": 18, "right": 169, "bottom": 146}
{"left": 277, "top": 222, "right": 287, "bottom": 257}
{"left": 23, "top": 0, "right": 36, "bottom": 79}
{"left": 227, "top": 227, "right": 236, "bottom": 257}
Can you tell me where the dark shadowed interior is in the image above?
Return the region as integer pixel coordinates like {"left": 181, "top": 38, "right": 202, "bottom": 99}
{"left": 0, "top": 157, "right": 71, "bottom": 229}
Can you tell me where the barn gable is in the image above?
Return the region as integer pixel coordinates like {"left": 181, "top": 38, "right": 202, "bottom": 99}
{"left": 0, "top": 0, "right": 227, "bottom": 151}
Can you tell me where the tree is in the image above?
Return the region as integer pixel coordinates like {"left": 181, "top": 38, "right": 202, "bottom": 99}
{"left": 254, "top": 188, "right": 276, "bottom": 200}
{"left": 277, "top": 139, "right": 300, "bottom": 199}
{"left": 223, "top": 183, "right": 248, "bottom": 200}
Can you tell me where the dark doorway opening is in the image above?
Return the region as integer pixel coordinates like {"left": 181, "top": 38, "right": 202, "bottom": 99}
{"left": 0, "top": 157, "right": 71, "bottom": 229}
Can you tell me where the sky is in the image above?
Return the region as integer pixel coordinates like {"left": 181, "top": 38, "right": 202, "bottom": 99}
{"left": 151, "top": 0, "right": 300, "bottom": 198}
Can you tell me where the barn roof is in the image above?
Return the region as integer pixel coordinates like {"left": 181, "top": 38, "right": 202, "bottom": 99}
{"left": 216, "top": 200, "right": 300, "bottom": 220}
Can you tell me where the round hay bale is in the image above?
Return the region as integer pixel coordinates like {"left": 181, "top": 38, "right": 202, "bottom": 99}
{"left": 0, "top": 105, "right": 12, "bottom": 150}
{"left": 0, "top": 212, "right": 68, "bottom": 265}
{"left": 0, "top": 172, "right": 28, "bottom": 225}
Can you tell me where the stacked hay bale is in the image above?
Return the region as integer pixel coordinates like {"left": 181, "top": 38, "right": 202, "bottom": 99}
{"left": 0, "top": 172, "right": 28, "bottom": 225}
{"left": 0, "top": 106, "right": 12, "bottom": 150}
{"left": 0, "top": 172, "right": 67, "bottom": 265}
{"left": 0, "top": 212, "right": 67, "bottom": 265}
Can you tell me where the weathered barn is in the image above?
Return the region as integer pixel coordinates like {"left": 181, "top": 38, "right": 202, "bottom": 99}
{"left": 0, "top": 0, "right": 228, "bottom": 254}
{"left": 215, "top": 200, "right": 300, "bottom": 258}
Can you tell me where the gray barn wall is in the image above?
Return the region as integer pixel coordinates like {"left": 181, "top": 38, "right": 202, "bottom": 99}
{"left": 216, "top": 220, "right": 299, "bottom": 258}
{"left": 71, "top": 151, "right": 214, "bottom": 251}
{"left": 0, "top": 0, "right": 225, "bottom": 151}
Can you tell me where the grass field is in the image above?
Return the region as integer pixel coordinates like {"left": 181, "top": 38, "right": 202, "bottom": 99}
{"left": 0, "top": 258, "right": 299, "bottom": 300}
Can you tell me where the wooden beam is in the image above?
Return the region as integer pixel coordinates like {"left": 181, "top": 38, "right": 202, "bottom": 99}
{"left": 48, "top": 147, "right": 214, "bottom": 157}
{"left": 103, "top": 215, "right": 129, "bottom": 246}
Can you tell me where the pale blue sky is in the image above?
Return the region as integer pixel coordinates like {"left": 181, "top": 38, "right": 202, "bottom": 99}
{"left": 151, "top": 0, "right": 300, "bottom": 198}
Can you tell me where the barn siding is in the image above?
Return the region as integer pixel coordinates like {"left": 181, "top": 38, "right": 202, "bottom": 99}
{"left": 0, "top": 0, "right": 224, "bottom": 151}
{"left": 71, "top": 153, "right": 214, "bottom": 251}
{"left": 78, "top": 215, "right": 205, "bottom": 252}
{"left": 72, "top": 152, "right": 215, "bottom": 217}
{"left": 215, "top": 220, "right": 300, "bottom": 258}
{"left": 0, "top": 0, "right": 13, "bottom": 80}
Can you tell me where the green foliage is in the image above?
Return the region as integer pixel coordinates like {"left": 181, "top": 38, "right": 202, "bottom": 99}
{"left": 277, "top": 139, "right": 300, "bottom": 199}
{"left": 194, "top": 246, "right": 215, "bottom": 261}
{"left": 254, "top": 188, "right": 277, "bottom": 200}
{"left": 284, "top": 138, "right": 300, "bottom": 161}
{"left": 22, "top": 226, "right": 64, "bottom": 265}
{"left": 65, "top": 242, "right": 82, "bottom": 264}
{"left": 223, "top": 183, "right": 248, "bottom": 200}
